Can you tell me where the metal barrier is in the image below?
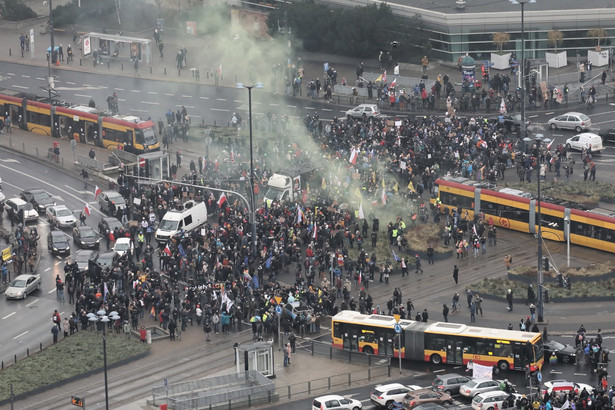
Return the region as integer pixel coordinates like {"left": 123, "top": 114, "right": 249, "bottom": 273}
{"left": 77, "top": 154, "right": 107, "bottom": 172}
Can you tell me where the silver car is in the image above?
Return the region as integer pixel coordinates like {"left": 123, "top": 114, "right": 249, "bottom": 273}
{"left": 547, "top": 112, "right": 591, "bottom": 132}
{"left": 345, "top": 104, "right": 381, "bottom": 118}
{"left": 5, "top": 274, "right": 41, "bottom": 299}
{"left": 459, "top": 378, "right": 501, "bottom": 398}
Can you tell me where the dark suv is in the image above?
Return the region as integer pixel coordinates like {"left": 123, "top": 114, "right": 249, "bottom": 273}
{"left": 432, "top": 373, "right": 471, "bottom": 395}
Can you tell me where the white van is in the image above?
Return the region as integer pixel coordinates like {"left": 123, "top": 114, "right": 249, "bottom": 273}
{"left": 565, "top": 132, "right": 603, "bottom": 153}
{"left": 155, "top": 200, "right": 208, "bottom": 244}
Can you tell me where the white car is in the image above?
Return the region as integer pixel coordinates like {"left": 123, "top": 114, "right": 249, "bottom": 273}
{"left": 312, "top": 394, "right": 362, "bottom": 410}
{"left": 472, "top": 391, "right": 521, "bottom": 410}
{"left": 345, "top": 104, "right": 380, "bottom": 118}
{"left": 371, "top": 383, "right": 422, "bottom": 409}
{"left": 547, "top": 112, "right": 591, "bottom": 132}
{"left": 113, "top": 237, "right": 133, "bottom": 257}
{"left": 459, "top": 378, "right": 501, "bottom": 398}
{"left": 47, "top": 205, "right": 77, "bottom": 228}
{"left": 542, "top": 380, "right": 594, "bottom": 396}
{"left": 565, "top": 132, "right": 603, "bottom": 153}
{"left": 5, "top": 274, "right": 41, "bottom": 299}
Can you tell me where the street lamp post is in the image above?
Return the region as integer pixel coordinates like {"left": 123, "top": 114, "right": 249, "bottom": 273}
{"left": 237, "top": 82, "right": 263, "bottom": 259}
{"left": 87, "top": 309, "right": 120, "bottom": 410}
{"left": 510, "top": 0, "right": 535, "bottom": 139}
{"left": 47, "top": 0, "right": 55, "bottom": 100}
{"left": 534, "top": 134, "right": 550, "bottom": 323}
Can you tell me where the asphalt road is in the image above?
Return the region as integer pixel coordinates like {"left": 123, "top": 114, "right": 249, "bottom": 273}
{"left": 0, "top": 150, "right": 106, "bottom": 367}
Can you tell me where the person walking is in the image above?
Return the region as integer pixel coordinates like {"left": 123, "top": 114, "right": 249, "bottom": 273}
{"left": 453, "top": 265, "right": 459, "bottom": 284}
{"left": 283, "top": 342, "right": 290, "bottom": 366}
{"left": 470, "top": 302, "right": 476, "bottom": 323}
{"left": 442, "top": 304, "right": 449, "bottom": 322}
{"left": 506, "top": 289, "right": 514, "bottom": 311}
{"left": 51, "top": 324, "right": 59, "bottom": 344}
{"left": 504, "top": 254, "right": 512, "bottom": 271}
{"left": 63, "top": 317, "right": 70, "bottom": 338}
{"left": 415, "top": 254, "right": 424, "bottom": 274}
{"left": 80, "top": 169, "right": 89, "bottom": 189}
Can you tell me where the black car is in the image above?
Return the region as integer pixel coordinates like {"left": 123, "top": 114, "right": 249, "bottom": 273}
{"left": 73, "top": 249, "right": 98, "bottom": 273}
{"left": 95, "top": 251, "right": 121, "bottom": 270}
{"left": 597, "top": 128, "right": 615, "bottom": 144}
{"left": 489, "top": 114, "right": 531, "bottom": 133}
{"left": 544, "top": 340, "right": 577, "bottom": 363}
{"left": 47, "top": 230, "right": 71, "bottom": 256}
{"left": 98, "top": 217, "right": 124, "bottom": 236}
{"left": 73, "top": 226, "right": 100, "bottom": 249}
{"left": 20, "top": 188, "right": 55, "bottom": 213}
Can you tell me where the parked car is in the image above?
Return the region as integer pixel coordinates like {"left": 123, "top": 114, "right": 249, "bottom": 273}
{"left": 345, "top": 104, "right": 381, "bottom": 118}
{"left": 565, "top": 132, "right": 603, "bottom": 153}
{"left": 547, "top": 112, "right": 591, "bottom": 132}
{"left": 47, "top": 205, "right": 77, "bottom": 228}
{"left": 432, "top": 373, "right": 471, "bottom": 395}
{"left": 597, "top": 128, "right": 615, "bottom": 144}
{"left": 5, "top": 274, "right": 41, "bottom": 299}
{"left": 98, "top": 217, "right": 124, "bottom": 236}
{"left": 6, "top": 197, "right": 39, "bottom": 223}
{"left": 543, "top": 340, "right": 577, "bottom": 363}
{"left": 401, "top": 388, "right": 452, "bottom": 409}
{"left": 72, "top": 225, "right": 100, "bottom": 249}
{"left": 542, "top": 380, "right": 594, "bottom": 396}
{"left": 312, "top": 394, "right": 362, "bottom": 410}
{"left": 98, "top": 191, "right": 126, "bottom": 215}
{"left": 459, "top": 378, "right": 501, "bottom": 398}
{"left": 73, "top": 249, "right": 98, "bottom": 273}
{"left": 472, "top": 391, "right": 521, "bottom": 410}
{"left": 371, "top": 383, "right": 422, "bottom": 409}
{"left": 20, "top": 188, "right": 55, "bottom": 213}
{"left": 47, "top": 230, "right": 71, "bottom": 256}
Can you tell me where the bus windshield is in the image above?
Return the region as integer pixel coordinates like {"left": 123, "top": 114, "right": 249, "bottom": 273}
{"left": 534, "top": 336, "right": 544, "bottom": 362}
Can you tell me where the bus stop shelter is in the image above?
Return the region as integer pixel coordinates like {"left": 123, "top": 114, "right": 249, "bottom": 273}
{"left": 82, "top": 32, "right": 152, "bottom": 64}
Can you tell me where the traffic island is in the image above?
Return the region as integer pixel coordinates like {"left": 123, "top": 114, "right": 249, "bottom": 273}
{"left": 0, "top": 330, "right": 150, "bottom": 404}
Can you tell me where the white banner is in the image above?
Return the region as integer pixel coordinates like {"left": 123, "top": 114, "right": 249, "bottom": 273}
{"left": 472, "top": 362, "right": 493, "bottom": 379}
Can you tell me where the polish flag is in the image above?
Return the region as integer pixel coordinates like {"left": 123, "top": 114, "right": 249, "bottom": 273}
{"left": 349, "top": 148, "right": 358, "bottom": 165}
{"left": 94, "top": 186, "right": 102, "bottom": 199}
{"left": 84, "top": 203, "right": 91, "bottom": 216}
{"left": 217, "top": 193, "right": 227, "bottom": 208}
{"left": 358, "top": 202, "right": 365, "bottom": 220}
{"left": 547, "top": 138, "right": 555, "bottom": 150}
{"left": 163, "top": 244, "right": 172, "bottom": 256}
{"left": 312, "top": 223, "right": 317, "bottom": 240}
{"left": 381, "top": 189, "right": 387, "bottom": 205}
{"left": 382, "top": 70, "right": 387, "bottom": 83}
{"left": 390, "top": 77, "right": 397, "bottom": 87}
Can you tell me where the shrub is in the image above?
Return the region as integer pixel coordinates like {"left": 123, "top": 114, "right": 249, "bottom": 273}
{"left": 0, "top": 0, "right": 37, "bottom": 21}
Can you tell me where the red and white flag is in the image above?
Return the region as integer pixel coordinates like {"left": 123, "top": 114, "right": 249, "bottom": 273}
{"left": 312, "top": 223, "right": 317, "bottom": 240}
{"left": 94, "top": 186, "right": 102, "bottom": 199}
{"left": 163, "top": 244, "right": 172, "bottom": 256}
{"left": 358, "top": 202, "right": 365, "bottom": 220}
{"left": 84, "top": 203, "right": 91, "bottom": 216}
{"left": 390, "top": 77, "right": 397, "bottom": 87}
{"left": 547, "top": 138, "right": 554, "bottom": 150}
{"left": 217, "top": 192, "right": 227, "bottom": 208}
{"left": 382, "top": 70, "right": 387, "bottom": 83}
{"left": 381, "top": 188, "right": 387, "bottom": 205}
{"left": 349, "top": 148, "right": 359, "bottom": 165}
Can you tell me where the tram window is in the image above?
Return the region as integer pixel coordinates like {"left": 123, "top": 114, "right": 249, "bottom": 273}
{"left": 27, "top": 111, "right": 50, "bottom": 126}
{"left": 104, "top": 128, "right": 130, "bottom": 144}
{"left": 135, "top": 130, "right": 145, "bottom": 145}
{"left": 441, "top": 192, "right": 473, "bottom": 210}
{"left": 540, "top": 214, "right": 563, "bottom": 230}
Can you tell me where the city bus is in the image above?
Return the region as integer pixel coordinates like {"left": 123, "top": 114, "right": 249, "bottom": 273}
{"left": 331, "top": 310, "right": 544, "bottom": 371}
{"left": 431, "top": 176, "right": 615, "bottom": 254}
{"left": 0, "top": 88, "right": 159, "bottom": 154}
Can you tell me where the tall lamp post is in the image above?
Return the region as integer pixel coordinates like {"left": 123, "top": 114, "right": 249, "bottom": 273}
{"left": 87, "top": 309, "right": 120, "bottom": 410}
{"left": 236, "top": 82, "right": 263, "bottom": 259}
{"left": 534, "top": 134, "right": 550, "bottom": 323}
{"left": 46, "top": 0, "right": 55, "bottom": 99}
{"left": 509, "top": 0, "right": 535, "bottom": 139}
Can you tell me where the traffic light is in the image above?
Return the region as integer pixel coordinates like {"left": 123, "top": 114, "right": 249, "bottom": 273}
{"left": 543, "top": 257, "right": 549, "bottom": 271}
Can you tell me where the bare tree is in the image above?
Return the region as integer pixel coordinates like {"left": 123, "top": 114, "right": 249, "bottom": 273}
{"left": 547, "top": 30, "right": 563, "bottom": 52}
{"left": 492, "top": 32, "right": 510, "bottom": 53}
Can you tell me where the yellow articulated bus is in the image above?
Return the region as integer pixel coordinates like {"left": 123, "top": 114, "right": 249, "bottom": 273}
{"left": 332, "top": 310, "right": 544, "bottom": 371}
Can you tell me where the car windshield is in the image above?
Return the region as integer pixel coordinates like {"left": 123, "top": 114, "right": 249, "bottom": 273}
{"left": 18, "top": 202, "right": 34, "bottom": 211}
{"left": 115, "top": 242, "right": 129, "bottom": 251}
{"left": 549, "top": 341, "right": 566, "bottom": 350}
{"left": 10, "top": 279, "right": 26, "bottom": 288}
{"left": 32, "top": 192, "right": 50, "bottom": 201}
{"left": 106, "top": 220, "right": 123, "bottom": 230}
{"left": 80, "top": 229, "right": 96, "bottom": 239}
{"left": 465, "top": 380, "right": 479, "bottom": 388}
{"left": 108, "top": 194, "right": 125, "bottom": 205}
{"left": 57, "top": 208, "right": 72, "bottom": 217}
{"left": 264, "top": 187, "right": 285, "bottom": 201}
{"left": 159, "top": 219, "right": 179, "bottom": 231}
{"left": 98, "top": 256, "right": 114, "bottom": 266}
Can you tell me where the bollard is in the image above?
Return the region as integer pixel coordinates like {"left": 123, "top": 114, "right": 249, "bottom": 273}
{"left": 329, "top": 346, "right": 332, "bottom": 359}
{"left": 388, "top": 361, "right": 391, "bottom": 377}
{"left": 347, "top": 373, "right": 351, "bottom": 386}
{"left": 9, "top": 48, "right": 11, "bottom": 56}
{"left": 22, "top": 142, "right": 25, "bottom": 152}
{"left": 150, "top": 65, "right": 152, "bottom": 74}
{"left": 192, "top": 70, "right": 195, "bottom": 78}
{"left": 61, "top": 157, "right": 64, "bottom": 167}
{"left": 27, "top": 348, "right": 29, "bottom": 357}
{"left": 213, "top": 120, "right": 216, "bottom": 127}
{"left": 164, "top": 67, "right": 167, "bottom": 75}
{"left": 14, "top": 355, "right": 17, "bottom": 363}
{"left": 308, "top": 381, "right": 311, "bottom": 395}
{"left": 108, "top": 61, "right": 110, "bottom": 69}
{"left": 311, "top": 340, "right": 314, "bottom": 355}
{"left": 287, "top": 385, "right": 291, "bottom": 399}
{"left": 36, "top": 147, "right": 38, "bottom": 157}
{"left": 40, "top": 342, "right": 42, "bottom": 351}
{"left": 607, "top": 93, "right": 609, "bottom": 102}
{"left": 328, "top": 377, "right": 331, "bottom": 390}
{"left": 248, "top": 395, "right": 251, "bottom": 407}
{"left": 80, "top": 58, "right": 82, "bottom": 66}
{"left": 1, "top": 361, "right": 3, "bottom": 370}
{"left": 121, "top": 62, "right": 123, "bottom": 71}
{"left": 368, "top": 368, "right": 371, "bottom": 381}
{"left": 348, "top": 350, "right": 351, "bottom": 363}
{"left": 202, "top": 119, "right": 204, "bottom": 125}
{"left": 368, "top": 354, "right": 371, "bottom": 366}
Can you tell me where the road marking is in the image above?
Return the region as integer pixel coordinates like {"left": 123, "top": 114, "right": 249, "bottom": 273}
{"left": 190, "top": 115, "right": 202, "bottom": 118}
{"left": 574, "top": 373, "right": 587, "bottom": 376}
{"left": 305, "top": 107, "right": 315, "bottom": 110}
{"left": 181, "top": 95, "right": 192, "bottom": 98}
{"left": 552, "top": 134, "right": 564, "bottom": 137}
{"left": 26, "top": 299, "right": 38, "bottom": 306}
{"left": 0, "top": 159, "right": 19, "bottom": 163}
{"left": 3, "top": 312, "right": 16, "bottom": 319}
{"left": 286, "top": 105, "right": 296, "bottom": 108}
{"left": 269, "top": 103, "right": 279, "bottom": 106}
{"left": 210, "top": 108, "right": 230, "bottom": 112}
{"left": 199, "top": 96, "right": 209, "bottom": 100}
{"left": 148, "top": 91, "right": 158, "bottom": 95}
{"left": 175, "top": 105, "right": 194, "bottom": 109}
{"left": 36, "top": 77, "right": 45, "bottom": 80}
{"left": 118, "top": 98, "right": 126, "bottom": 102}
{"left": 66, "top": 81, "right": 76, "bottom": 85}
{"left": 115, "top": 88, "right": 125, "bottom": 91}
{"left": 7, "top": 73, "right": 15, "bottom": 75}
{"left": 64, "top": 185, "right": 90, "bottom": 195}
{"left": 544, "top": 112, "right": 554, "bottom": 115}
{"left": 549, "top": 370, "right": 563, "bottom": 374}
{"left": 21, "top": 75, "right": 30, "bottom": 78}
{"left": 130, "top": 90, "right": 141, "bottom": 93}
{"left": 44, "top": 267, "right": 51, "bottom": 271}
{"left": 13, "top": 85, "right": 28, "bottom": 89}
{"left": 141, "top": 101, "right": 159, "bottom": 105}
{"left": 130, "top": 109, "right": 148, "bottom": 113}
{"left": 433, "top": 369, "right": 445, "bottom": 373}
{"left": 216, "top": 98, "right": 227, "bottom": 101}
{"left": 165, "top": 93, "right": 174, "bottom": 96}
{"left": 322, "top": 108, "right": 332, "bottom": 111}
{"left": 13, "top": 331, "right": 28, "bottom": 339}
{"left": 234, "top": 100, "right": 243, "bottom": 103}
{"left": 528, "top": 114, "right": 538, "bottom": 118}
{"left": 48, "top": 289, "right": 56, "bottom": 294}
{"left": 75, "top": 94, "right": 92, "bottom": 98}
